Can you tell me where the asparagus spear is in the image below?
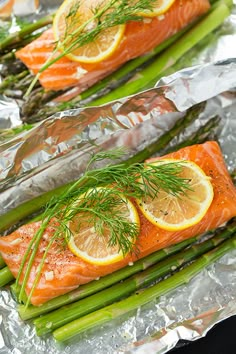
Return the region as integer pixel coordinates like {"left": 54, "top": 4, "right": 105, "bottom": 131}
{"left": 0, "top": 124, "right": 33, "bottom": 143}
{"left": 0, "top": 32, "right": 40, "bottom": 70}
{"left": 0, "top": 70, "right": 29, "bottom": 93}
{"left": 10, "top": 283, "right": 28, "bottom": 304}
{"left": 0, "top": 267, "right": 14, "bottom": 287}
{"left": 0, "top": 103, "right": 204, "bottom": 233}
{"left": 113, "top": 102, "right": 206, "bottom": 166}
{"left": 0, "top": 51, "right": 16, "bottom": 64}
{"left": 88, "top": 1, "right": 231, "bottom": 107}
{"left": 0, "top": 59, "right": 27, "bottom": 77}
{"left": 21, "top": 88, "right": 69, "bottom": 119}
{"left": 53, "top": 232, "right": 236, "bottom": 342}
{"left": 0, "top": 255, "right": 5, "bottom": 269}
{"left": 17, "top": 235, "right": 198, "bottom": 320}
{"left": 0, "top": 14, "right": 53, "bottom": 53}
{"left": 164, "top": 116, "right": 221, "bottom": 153}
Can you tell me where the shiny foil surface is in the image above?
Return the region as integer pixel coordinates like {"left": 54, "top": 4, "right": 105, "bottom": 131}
{"left": 0, "top": 1, "right": 236, "bottom": 354}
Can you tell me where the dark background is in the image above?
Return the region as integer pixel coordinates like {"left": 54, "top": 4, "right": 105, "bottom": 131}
{"left": 171, "top": 315, "right": 236, "bottom": 354}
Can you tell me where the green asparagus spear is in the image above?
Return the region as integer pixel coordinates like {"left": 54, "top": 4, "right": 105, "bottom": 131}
{"left": 13, "top": 74, "right": 42, "bottom": 95}
{"left": 0, "top": 267, "right": 14, "bottom": 287}
{"left": 0, "top": 124, "right": 34, "bottom": 143}
{"left": 0, "top": 255, "right": 5, "bottom": 269}
{"left": 0, "top": 70, "right": 29, "bottom": 93}
{"left": 34, "top": 222, "right": 236, "bottom": 336}
{"left": 0, "top": 15, "right": 53, "bottom": 53}
{"left": 18, "top": 234, "right": 198, "bottom": 320}
{"left": 21, "top": 88, "right": 69, "bottom": 119}
{"left": 88, "top": 1, "right": 231, "bottom": 107}
{"left": 0, "top": 33, "right": 40, "bottom": 67}
{"left": 53, "top": 232, "right": 236, "bottom": 342}
{"left": 0, "top": 51, "right": 16, "bottom": 63}
{"left": 164, "top": 116, "right": 221, "bottom": 153}
{"left": 10, "top": 283, "right": 28, "bottom": 304}
{"left": 0, "top": 103, "right": 204, "bottom": 233}
{"left": 123, "top": 102, "right": 206, "bottom": 165}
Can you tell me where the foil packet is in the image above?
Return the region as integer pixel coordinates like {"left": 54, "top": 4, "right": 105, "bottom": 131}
{"left": 0, "top": 2, "right": 236, "bottom": 354}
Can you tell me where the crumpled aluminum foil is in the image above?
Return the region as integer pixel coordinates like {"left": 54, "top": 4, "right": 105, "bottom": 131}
{"left": 0, "top": 59, "right": 236, "bottom": 218}
{"left": 0, "top": 2, "right": 236, "bottom": 354}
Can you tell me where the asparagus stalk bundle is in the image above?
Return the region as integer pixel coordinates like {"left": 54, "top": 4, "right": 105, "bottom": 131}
{"left": 16, "top": 235, "right": 197, "bottom": 320}
{"left": 33, "top": 222, "right": 236, "bottom": 336}
{"left": 0, "top": 70, "right": 29, "bottom": 93}
{"left": 53, "top": 232, "right": 236, "bottom": 342}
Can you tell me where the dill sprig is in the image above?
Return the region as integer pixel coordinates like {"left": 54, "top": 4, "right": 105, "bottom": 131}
{"left": 25, "top": 0, "right": 157, "bottom": 96}
{"left": 64, "top": 187, "right": 139, "bottom": 253}
{"left": 17, "top": 149, "right": 191, "bottom": 305}
{"left": 59, "top": 0, "right": 154, "bottom": 52}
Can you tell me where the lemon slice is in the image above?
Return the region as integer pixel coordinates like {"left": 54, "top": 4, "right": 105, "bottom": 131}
{"left": 137, "top": 159, "right": 214, "bottom": 231}
{"left": 53, "top": 0, "right": 125, "bottom": 63}
{"left": 137, "top": 0, "right": 175, "bottom": 17}
{"left": 67, "top": 187, "right": 140, "bottom": 265}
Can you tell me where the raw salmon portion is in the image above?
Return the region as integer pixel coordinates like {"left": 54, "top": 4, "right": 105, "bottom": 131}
{"left": 0, "top": 141, "right": 236, "bottom": 306}
{"left": 16, "top": 0, "right": 210, "bottom": 91}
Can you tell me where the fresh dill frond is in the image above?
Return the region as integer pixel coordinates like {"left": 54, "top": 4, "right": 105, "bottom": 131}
{"left": 64, "top": 187, "right": 139, "bottom": 255}
{"left": 65, "top": 1, "right": 81, "bottom": 40}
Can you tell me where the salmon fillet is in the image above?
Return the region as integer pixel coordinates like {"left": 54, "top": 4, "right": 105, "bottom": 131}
{"left": 16, "top": 0, "right": 210, "bottom": 91}
{"left": 0, "top": 141, "right": 236, "bottom": 306}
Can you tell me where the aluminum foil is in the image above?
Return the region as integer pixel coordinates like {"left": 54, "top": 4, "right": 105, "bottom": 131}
{"left": 0, "top": 2, "right": 236, "bottom": 354}
{"left": 0, "top": 59, "right": 236, "bottom": 219}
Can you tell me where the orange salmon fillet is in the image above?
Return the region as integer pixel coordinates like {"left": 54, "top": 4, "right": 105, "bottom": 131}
{"left": 0, "top": 141, "right": 236, "bottom": 306}
{"left": 16, "top": 0, "right": 210, "bottom": 91}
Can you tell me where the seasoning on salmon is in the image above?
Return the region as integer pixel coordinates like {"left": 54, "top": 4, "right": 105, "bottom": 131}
{"left": 15, "top": 0, "right": 210, "bottom": 91}
{"left": 0, "top": 141, "right": 236, "bottom": 306}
